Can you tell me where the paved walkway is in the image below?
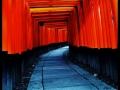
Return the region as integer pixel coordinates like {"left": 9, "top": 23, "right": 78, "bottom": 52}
{"left": 27, "top": 46, "right": 116, "bottom": 90}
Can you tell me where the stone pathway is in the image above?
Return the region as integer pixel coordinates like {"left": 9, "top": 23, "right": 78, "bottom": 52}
{"left": 27, "top": 46, "right": 116, "bottom": 90}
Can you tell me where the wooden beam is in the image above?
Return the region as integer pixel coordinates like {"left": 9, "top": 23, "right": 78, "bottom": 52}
{"left": 31, "top": 11, "right": 71, "bottom": 17}
{"left": 26, "top": 0, "right": 80, "bottom": 8}
{"left": 30, "top": 7, "right": 74, "bottom": 13}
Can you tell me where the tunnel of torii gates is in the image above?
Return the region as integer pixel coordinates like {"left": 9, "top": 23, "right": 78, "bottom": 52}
{"left": 2, "top": 0, "right": 118, "bottom": 89}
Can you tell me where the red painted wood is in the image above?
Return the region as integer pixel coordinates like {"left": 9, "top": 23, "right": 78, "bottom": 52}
{"left": 104, "top": 0, "right": 117, "bottom": 49}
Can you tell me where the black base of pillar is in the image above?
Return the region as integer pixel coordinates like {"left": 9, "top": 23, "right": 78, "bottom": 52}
{"left": 2, "top": 42, "right": 68, "bottom": 90}
{"left": 68, "top": 45, "right": 118, "bottom": 89}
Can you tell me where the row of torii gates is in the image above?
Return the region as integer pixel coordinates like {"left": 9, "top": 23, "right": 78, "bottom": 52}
{"left": 2, "top": 0, "right": 118, "bottom": 90}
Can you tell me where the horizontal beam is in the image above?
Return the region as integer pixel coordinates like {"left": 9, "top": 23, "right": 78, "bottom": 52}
{"left": 33, "top": 15, "right": 69, "bottom": 19}
{"left": 35, "top": 19, "right": 67, "bottom": 22}
{"left": 31, "top": 11, "right": 71, "bottom": 17}
{"left": 30, "top": 7, "right": 74, "bottom": 13}
{"left": 26, "top": 1, "right": 80, "bottom": 8}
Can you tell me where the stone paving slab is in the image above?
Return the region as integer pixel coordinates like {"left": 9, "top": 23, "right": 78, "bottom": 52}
{"left": 30, "top": 71, "right": 42, "bottom": 81}
{"left": 44, "top": 56, "right": 63, "bottom": 59}
{"left": 44, "top": 77, "right": 91, "bottom": 89}
{"left": 34, "top": 66, "right": 43, "bottom": 70}
{"left": 43, "top": 63, "right": 67, "bottom": 66}
{"left": 44, "top": 85, "right": 98, "bottom": 90}
{"left": 44, "top": 58, "right": 65, "bottom": 60}
{"left": 43, "top": 69, "right": 76, "bottom": 75}
{"left": 27, "top": 80, "right": 43, "bottom": 90}
{"left": 44, "top": 73, "right": 84, "bottom": 79}
{"left": 44, "top": 61, "right": 67, "bottom": 65}
{"left": 44, "top": 60, "right": 66, "bottom": 63}
{"left": 43, "top": 66, "right": 70, "bottom": 70}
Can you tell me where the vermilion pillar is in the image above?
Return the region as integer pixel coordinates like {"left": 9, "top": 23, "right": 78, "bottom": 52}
{"left": 102, "top": 0, "right": 111, "bottom": 48}
{"left": 82, "top": 0, "right": 89, "bottom": 47}
{"left": 110, "top": 0, "right": 118, "bottom": 48}
{"left": 2, "top": 0, "right": 8, "bottom": 52}
{"left": 99, "top": 0, "right": 108, "bottom": 48}
{"left": 92, "top": 0, "right": 103, "bottom": 49}
{"left": 104, "top": 0, "right": 117, "bottom": 49}
{"left": 55, "top": 28, "right": 58, "bottom": 43}
{"left": 73, "top": 8, "right": 79, "bottom": 47}
{"left": 89, "top": 0, "right": 98, "bottom": 48}
{"left": 78, "top": 3, "right": 86, "bottom": 47}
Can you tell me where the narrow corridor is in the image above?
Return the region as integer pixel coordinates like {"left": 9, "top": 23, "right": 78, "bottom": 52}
{"left": 27, "top": 46, "right": 116, "bottom": 90}
{"left": 2, "top": 0, "right": 118, "bottom": 90}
